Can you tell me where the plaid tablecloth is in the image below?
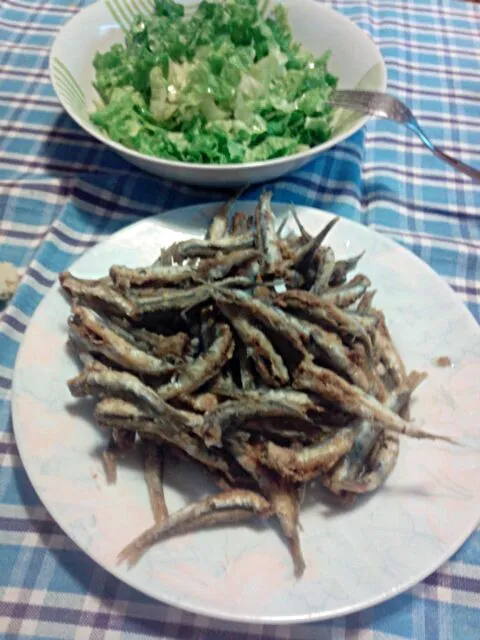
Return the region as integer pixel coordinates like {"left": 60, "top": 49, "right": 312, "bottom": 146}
{"left": 1, "top": 0, "right": 479, "bottom": 638}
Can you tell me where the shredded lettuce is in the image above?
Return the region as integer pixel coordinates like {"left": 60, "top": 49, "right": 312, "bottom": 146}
{"left": 91, "top": 0, "right": 338, "bottom": 164}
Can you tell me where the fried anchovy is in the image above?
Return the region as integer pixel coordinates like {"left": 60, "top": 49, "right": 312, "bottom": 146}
{"left": 341, "top": 432, "right": 400, "bottom": 493}
{"left": 131, "top": 283, "right": 214, "bottom": 314}
{"left": 384, "top": 370, "right": 428, "bottom": 419}
{"left": 242, "top": 389, "right": 322, "bottom": 416}
{"left": 346, "top": 312, "right": 379, "bottom": 336}
{"left": 208, "top": 369, "right": 238, "bottom": 397}
{"left": 219, "top": 292, "right": 368, "bottom": 390}
{"left": 283, "top": 231, "right": 305, "bottom": 254}
{"left": 310, "top": 247, "right": 336, "bottom": 294}
{"left": 95, "top": 398, "right": 229, "bottom": 476}
{"left": 214, "top": 288, "right": 306, "bottom": 354}
{"left": 207, "top": 187, "right": 249, "bottom": 240}
{"left": 228, "top": 437, "right": 305, "bottom": 577}
{"left": 102, "top": 435, "right": 118, "bottom": 484}
{"left": 156, "top": 324, "right": 234, "bottom": 400}
{"left": 173, "top": 393, "right": 219, "bottom": 414}
{"left": 126, "top": 328, "right": 190, "bottom": 359}
{"left": 171, "top": 234, "right": 254, "bottom": 261}
{"left": 201, "top": 399, "right": 309, "bottom": 448}
{"left": 275, "top": 215, "right": 289, "bottom": 239}
{"left": 262, "top": 427, "right": 357, "bottom": 483}
{"left": 59, "top": 272, "right": 137, "bottom": 318}
{"left": 101, "top": 425, "right": 135, "bottom": 485}
{"left": 231, "top": 211, "right": 249, "bottom": 236}
{"left": 320, "top": 274, "right": 371, "bottom": 308}
{"left": 293, "top": 359, "right": 455, "bottom": 443}
{"left": 349, "top": 342, "right": 388, "bottom": 401}
{"left": 324, "top": 419, "right": 381, "bottom": 495}
{"left": 291, "top": 217, "right": 339, "bottom": 268}
{"left": 69, "top": 366, "right": 203, "bottom": 435}
{"left": 110, "top": 264, "right": 196, "bottom": 289}
{"left": 215, "top": 290, "right": 369, "bottom": 390}
{"left": 207, "top": 376, "right": 248, "bottom": 400}
{"left": 133, "top": 277, "right": 256, "bottom": 315}
{"left": 234, "top": 251, "right": 262, "bottom": 280}
{"left": 196, "top": 249, "right": 261, "bottom": 281}
{"left": 117, "top": 489, "right": 271, "bottom": 567}
{"left": 238, "top": 343, "right": 256, "bottom": 391}
{"left": 67, "top": 340, "right": 103, "bottom": 369}
{"left": 276, "top": 289, "right": 374, "bottom": 360}
{"left": 255, "top": 191, "right": 282, "bottom": 272}
{"left": 289, "top": 204, "right": 311, "bottom": 242}
{"left": 181, "top": 508, "right": 262, "bottom": 532}
{"left": 216, "top": 301, "right": 290, "bottom": 388}
{"left": 325, "top": 370, "right": 428, "bottom": 494}
{"left": 373, "top": 310, "right": 407, "bottom": 387}
{"left": 241, "top": 418, "right": 318, "bottom": 442}
{"left": 357, "top": 290, "right": 377, "bottom": 314}
{"left": 68, "top": 305, "right": 180, "bottom": 376}
{"left": 113, "top": 426, "right": 136, "bottom": 450}
{"left": 329, "top": 252, "right": 365, "bottom": 286}
{"left": 130, "top": 280, "right": 223, "bottom": 315}
{"left": 305, "top": 320, "right": 371, "bottom": 392}
{"left": 143, "top": 440, "right": 168, "bottom": 524}
{"left": 96, "top": 315, "right": 153, "bottom": 351}
{"left": 198, "top": 304, "right": 216, "bottom": 350}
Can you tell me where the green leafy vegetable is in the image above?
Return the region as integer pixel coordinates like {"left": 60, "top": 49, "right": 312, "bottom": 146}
{"left": 91, "top": 0, "right": 338, "bottom": 164}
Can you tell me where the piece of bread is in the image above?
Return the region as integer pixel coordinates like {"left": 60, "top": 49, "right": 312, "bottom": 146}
{"left": 0, "top": 262, "right": 20, "bottom": 300}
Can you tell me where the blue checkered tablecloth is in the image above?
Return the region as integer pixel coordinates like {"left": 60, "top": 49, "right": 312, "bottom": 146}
{"left": 1, "top": 0, "right": 479, "bottom": 638}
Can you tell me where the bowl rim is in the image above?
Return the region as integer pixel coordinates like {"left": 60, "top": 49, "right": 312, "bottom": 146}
{"left": 49, "top": 0, "right": 387, "bottom": 173}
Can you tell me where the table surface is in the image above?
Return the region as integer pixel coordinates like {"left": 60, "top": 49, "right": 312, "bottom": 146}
{"left": 1, "top": 1, "right": 479, "bottom": 638}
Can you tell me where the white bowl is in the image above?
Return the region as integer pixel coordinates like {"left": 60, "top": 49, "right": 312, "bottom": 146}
{"left": 50, "top": 0, "right": 386, "bottom": 187}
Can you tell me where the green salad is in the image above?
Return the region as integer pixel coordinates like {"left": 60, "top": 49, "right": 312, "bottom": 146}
{"left": 91, "top": 0, "right": 338, "bottom": 164}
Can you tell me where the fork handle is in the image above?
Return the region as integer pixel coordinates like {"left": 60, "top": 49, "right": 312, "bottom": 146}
{"left": 408, "top": 122, "right": 480, "bottom": 182}
{"left": 430, "top": 147, "right": 480, "bottom": 182}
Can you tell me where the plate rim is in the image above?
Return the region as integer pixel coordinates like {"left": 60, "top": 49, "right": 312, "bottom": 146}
{"left": 11, "top": 202, "right": 480, "bottom": 625}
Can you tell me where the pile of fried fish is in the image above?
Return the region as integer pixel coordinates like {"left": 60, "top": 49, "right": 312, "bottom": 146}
{"left": 61, "top": 192, "right": 451, "bottom": 576}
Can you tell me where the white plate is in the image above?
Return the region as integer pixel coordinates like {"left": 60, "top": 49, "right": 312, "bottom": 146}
{"left": 12, "top": 203, "right": 480, "bottom": 624}
{"left": 49, "top": 0, "right": 386, "bottom": 187}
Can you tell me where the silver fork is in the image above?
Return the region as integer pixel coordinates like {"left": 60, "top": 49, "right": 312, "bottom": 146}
{"left": 331, "top": 90, "right": 480, "bottom": 182}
